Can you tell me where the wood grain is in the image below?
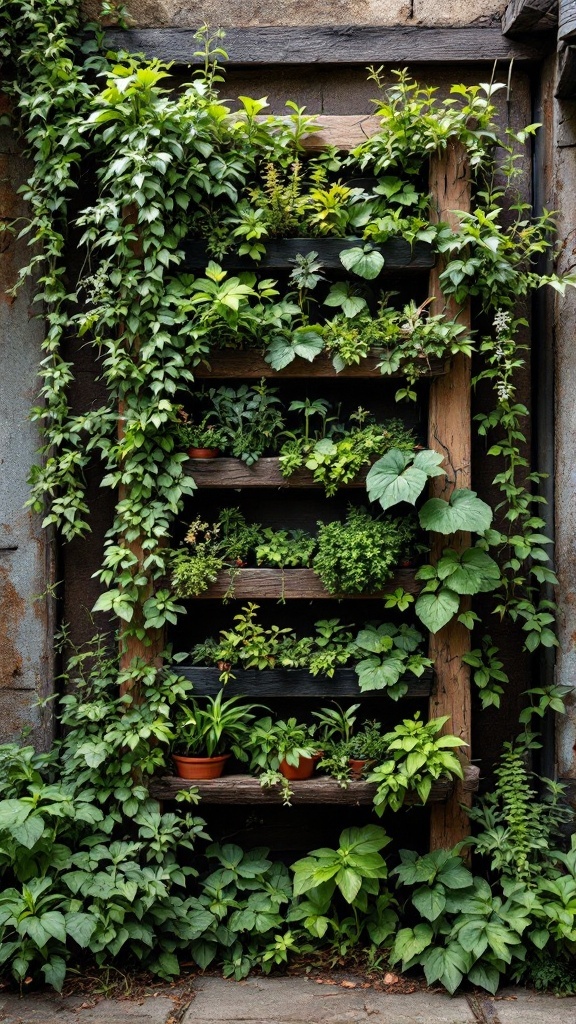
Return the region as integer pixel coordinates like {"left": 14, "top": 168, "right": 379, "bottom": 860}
{"left": 104, "top": 27, "right": 552, "bottom": 65}
{"left": 178, "top": 665, "right": 433, "bottom": 698}
{"left": 556, "top": 45, "right": 576, "bottom": 97}
{"left": 559, "top": 0, "right": 576, "bottom": 41}
{"left": 151, "top": 774, "right": 455, "bottom": 804}
{"left": 185, "top": 457, "right": 368, "bottom": 488}
{"left": 502, "top": 0, "right": 558, "bottom": 35}
{"left": 192, "top": 351, "right": 448, "bottom": 380}
{"left": 185, "top": 567, "right": 419, "bottom": 600}
{"left": 183, "top": 237, "right": 434, "bottom": 269}
{"left": 427, "top": 143, "right": 473, "bottom": 851}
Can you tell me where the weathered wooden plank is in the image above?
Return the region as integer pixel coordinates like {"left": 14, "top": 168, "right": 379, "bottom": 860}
{"left": 183, "top": 237, "right": 434, "bottom": 270}
{"left": 104, "top": 27, "right": 552, "bottom": 65}
{"left": 192, "top": 351, "right": 448, "bottom": 380}
{"left": 559, "top": 0, "right": 576, "bottom": 41}
{"left": 502, "top": 0, "right": 558, "bottom": 36}
{"left": 185, "top": 567, "right": 419, "bottom": 600}
{"left": 178, "top": 665, "right": 433, "bottom": 697}
{"left": 427, "top": 143, "right": 473, "bottom": 851}
{"left": 185, "top": 457, "right": 368, "bottom": 488}
{"left": 556, "top": 45, "right": 576, "bottom": 97}
{"left": 151, "top": 767, "right": 479, "bottom": 803}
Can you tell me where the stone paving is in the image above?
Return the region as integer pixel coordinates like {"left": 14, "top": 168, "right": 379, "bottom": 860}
{"left": 0, "top": 978, "right": 575, "bottom": 1024}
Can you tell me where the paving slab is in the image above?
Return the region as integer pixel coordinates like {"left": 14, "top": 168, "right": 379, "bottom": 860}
{"left": 0, "top": 991, "right": 177, "bottom": 1024}
{"left": 490, "top": 987, "right": 576, "bottom": 1024}
{"left": 182, "top": 977, "right": 475, "bottom": 1024}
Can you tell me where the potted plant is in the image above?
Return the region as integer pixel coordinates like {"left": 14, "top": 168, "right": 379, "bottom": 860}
{"left": 179, "top": 416, "right": 228, "bottom": 459}
{"left": 171, "top": 692, "right": 264, "bottom": 779}
{"left": 248, "top": 716, "right": 319, "bottom": 781}
{"left": 319, "top": 720, "right": 387, "bottom": 785}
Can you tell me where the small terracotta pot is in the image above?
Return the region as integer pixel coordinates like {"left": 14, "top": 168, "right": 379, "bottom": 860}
{"left": 173, "top": 753, "right": 230, "bottom": 780}
{"left": 279, "top": 755, "right": 316, "bottom": 781}
{"left": 188, "top": 447, "right": 220, "bottom": 459}
{"left": 349, "top": 758, "right": 371, "bottom": 780}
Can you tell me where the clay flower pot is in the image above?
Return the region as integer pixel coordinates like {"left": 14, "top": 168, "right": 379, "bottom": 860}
{"left": 349, "top": 758, "right": 372, "bottom": 780}
{"left": 173, "top": 753, "right": 230, "bottom": 780}
{"left": 188, "top": 447, "right": 220, "bottom": 459}
{"left": 279, "top": 755, "right": 316, "bottom": 781}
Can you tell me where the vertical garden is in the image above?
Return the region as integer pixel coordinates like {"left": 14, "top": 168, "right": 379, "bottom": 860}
{"left": 0, "top": 0, "right": 575, "bottom": 997}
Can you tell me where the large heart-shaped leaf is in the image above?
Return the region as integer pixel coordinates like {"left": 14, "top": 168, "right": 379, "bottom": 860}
{"left": 265, "top": 327, "right": 324, "bottom": 371}
{"left": 436, "top": 547, "right": 501, "bottom": 595}
{"left": 419, "top": 488, "right": 493, "bottom": 535}
{"left": 416, "top": 588, "right": 460, "bottom": 632}
{"left": 339, "top": 245, "right": 385, "bottom": 280}
{"left": 367, "top": 449, "right": 445, "bottom": 512}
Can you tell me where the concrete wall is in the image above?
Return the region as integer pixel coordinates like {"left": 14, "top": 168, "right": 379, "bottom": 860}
{"left": 0, "top": 102, "right": 55, "bottom": 750}
{"left": 83, "top": 0, "right": 504, "bottom": 29}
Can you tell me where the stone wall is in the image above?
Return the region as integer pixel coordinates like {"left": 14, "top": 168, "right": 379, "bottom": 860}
{"left": 83, "top": 0, "right": 504, "bottom": 29}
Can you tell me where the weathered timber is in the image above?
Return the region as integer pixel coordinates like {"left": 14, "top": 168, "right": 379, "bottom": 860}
{"left": 183, "top": 237, "right": 434, "bottom": 270}
{"left": 185, "top": 568, "right": 419, "bottom": 600}
{"left": 151, "top": 767, "right": 479, "bottom": 803}
{"left": 428, "top": 143, "right": 473, "bottom": 851}
{"left": 192, "top": 351, "right": 448, "bottom": 380}
{"left": 556, "top": 45, "right": 576, "bottom": 96}
{"left": 185, "top": 457, "right": 367, "bottom": 488}
{"left": 502, "top": 0, "right": 558, "bottom": 35}
{"left": 177, "top": 666, "right": 433, "bottom": 698}
{"left": 560, "top": 0, "right": 576, "bottom": 41}
{"left": 104, "top": 27, "right": 552, "bottom": 65}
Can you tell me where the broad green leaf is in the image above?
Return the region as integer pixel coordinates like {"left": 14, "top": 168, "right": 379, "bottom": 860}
{"left": 335, "top": 866, "right": 362, "bottom": 903}
{"left": 42, "top": 955, "right": 66, "bottom": 993}
{"left": 467, "top": 961, "right": 501, "bottom": 994}
{"left": 356, "top": 657, "right": 402, "bottom": 692}
{"left": 391, "top": 923, "right": 434, "bottom": 966}
{"left": 339, "top": 245, "right": 384, "bottom": 280}
{"left": 65, "top": 912, "right": 97, "bottom": 948}
{"left": 420, "top": 489, "right": 493, "bottom": 535}
{"left": 0, "top": 800, "right": 31, "bottom": 830}
{"left": 416, "top": 588, "right": 460, "bottom": 632}
{"left": 422, "top": 944, "right": 468, "bottom": 994}
{"left": 437, "top": 547, "right": 501, "bottom": 595}
{"left": 190, "top": 938, "right": 217, "bottom": 969}
{"left": 11, "top": 815, "right": 45, "bottom": 849}
{"left": 412, "top": 886, "right": 447, "bottom": 921}
{"left": 367, "top": 449, "right": 429, "bottom": 511}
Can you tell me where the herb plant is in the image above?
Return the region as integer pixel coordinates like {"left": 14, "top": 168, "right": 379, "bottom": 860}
{"left": 313, "top": 506, "right": 416, "bottom": 594}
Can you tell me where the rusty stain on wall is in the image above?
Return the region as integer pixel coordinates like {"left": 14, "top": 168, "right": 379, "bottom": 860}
{"left": 0, "top": 566, "right": 25, "bottom": 686}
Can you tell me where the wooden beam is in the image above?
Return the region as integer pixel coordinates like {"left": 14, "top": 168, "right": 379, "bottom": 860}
{"left": 151, "top": 773, "right": 471, "bottom": 804}
{"left": 184, "top": 235, "right": 434, "bottom": 268}
{"left": 502, "top": 0, "right": 558, "bottom": 36}
{"left": 556, "top": 45, "right": 576, "bottom": 96}
{"left": 181, "top": 567, "right": 419, "bottom": 601}
{"left": 192, "top": 351, "right": 448, "bottom": 381}
{"left": 559, "top": 0, "right": 576, "bottom": 42}
{"left": 177, "top": 665, "right": 433, "bottom": 698}
{"left": 427, "top": 142, "right": 473, "bottom": 851}
{"left": 104, "top": 26, "right": 552, "bottom": 65}
{"left": 185, "top": 457, "right": 369, "bottom": 489}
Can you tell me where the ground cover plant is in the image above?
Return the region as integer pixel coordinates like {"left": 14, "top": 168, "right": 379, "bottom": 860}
{"left": 0, "top": 0, "right": 575, "bottom": 996}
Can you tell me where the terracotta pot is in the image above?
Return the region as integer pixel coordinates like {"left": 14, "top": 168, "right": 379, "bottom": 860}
{"left": 349, "top": 758, "right": 371, "bottom": 780}
{"left": 173, "top": 753, "right": 230, "bottom": 780}
{"left": 279, "top": 755, "right": 316, "bottom": 781}
{"left": 188, "top": 447, "right": 220, "bottom": 459}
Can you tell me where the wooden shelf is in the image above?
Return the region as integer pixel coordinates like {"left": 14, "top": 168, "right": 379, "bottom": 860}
{"left": 185, "top": 567, "right": 418, "bottom": 600}
{"left": 183, "top": 237, "right": 435, "bottom": 272}
{"left": 185, "top": 457, "right": 370, "bottom": 488}
{"left": 151, "top": 774, "right": 453, "bottom": 804}
{"left": 193, "top": 350, "right": 448, "bottom": 379}
{"left": 178, "top": 666, "right": 433, "bottom": 698}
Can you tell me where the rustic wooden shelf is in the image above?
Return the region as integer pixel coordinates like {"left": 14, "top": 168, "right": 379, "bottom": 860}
{"left": 185, "top": 567, "right": 418, "bottom": 600}
{"left": 193, "top": 350, "right": 448, "bottom": 379}
{"left": 151, "top": 774, "right": 451, "bottom": 804}
{"left": 184, "top": 457, "right": 369, "bottom": 488}
{"left": 183, "top": 237, "right": 434, "bottom": 272}
{"left": 178, "top": 665, "right": 433, "bottom": 698}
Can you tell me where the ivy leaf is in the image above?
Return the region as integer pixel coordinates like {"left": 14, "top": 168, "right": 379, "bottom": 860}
{"left": 265, "top": 328, "right": 324, "bottom": 371}
{"left": 416, "top": 588, "right": 460, "bottom": 632}
{"left": 339, "top": 245, "right": 385, "bottom": 280}
{"left": 391, "top": 923, "right": 434, "bottom": 967}
{"left": 419, "top": 489, "right": 493, "bottom": 535}
{"left": 366, "top": 448, "right": 444, "bottom": 512}
{"left": 355, "top": 656, "right": 403, "bottom": 692}
{"left": 436, "top": 547, "right": 501, "bottom": 595}
{"left": 324, "top": 282, "right": 367, "bottom": 318}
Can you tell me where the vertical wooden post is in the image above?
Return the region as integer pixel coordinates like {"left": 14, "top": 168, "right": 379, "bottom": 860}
{"left": 428, "top": 141, "right": 473, "bottom": 849}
